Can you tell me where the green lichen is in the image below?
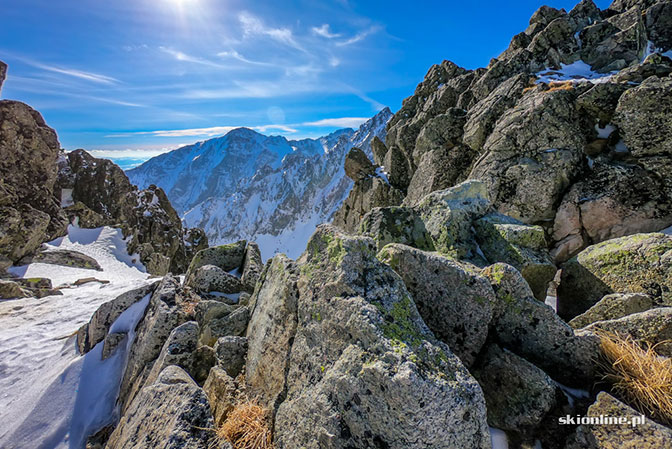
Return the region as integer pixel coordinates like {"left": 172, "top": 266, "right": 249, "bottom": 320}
{"left": 376, "top": 296, "right": 425, "bottom": 349}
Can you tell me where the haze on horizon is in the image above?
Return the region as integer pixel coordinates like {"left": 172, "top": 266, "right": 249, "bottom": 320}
{"left": 0, "top": 0, "right": 610, "bottom": 163}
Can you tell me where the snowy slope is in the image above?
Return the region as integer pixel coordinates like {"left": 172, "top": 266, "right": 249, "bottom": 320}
{"left": 128, "top": 108, "right": 392, "bottom": 260}
{"left": 0, "top": 226, "right": 153, "bottom": 449}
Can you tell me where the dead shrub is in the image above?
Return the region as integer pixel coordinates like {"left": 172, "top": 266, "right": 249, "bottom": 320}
{"left": 218, "top": 400, "right": 273, "bottom": 449}
{"left": 599, "top": 331, "right": 672, "bottom": 425}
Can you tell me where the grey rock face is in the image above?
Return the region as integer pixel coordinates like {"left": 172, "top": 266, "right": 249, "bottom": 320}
{"left": 332, "top": 176, "right": 404, "bottom": 233}
{"left": 19, "top": 248, "right": 102, "bottom": 271}
{"left": 240, "top": 242, "right": 262, "bottom": 293}
{"left": 0, "top": 280, "right": 29, "bottom": 299}
{"left": 185, "top": 241, "right": 246, "bottom": 282}
{"left": 0, "top": 60, "right": 6, "bottom": 93}
{"left": 214, "top": 336, "right": 247, "bottom": 378}
{"left": 566, "top": 392, "right": 672, "bottom": 449}
{"left": 569, "top": 293, "right": 655, "bottom": 329}
{"left": 203, "top": 366, "right": 238, "bottom": 426}
{"left": 472, "top": 345, "right": 559, "bottom": 430}
{"left": 482, "top": 263, "right": 599, "bottom": 387}
{"left": 199, "top": 306, "right": 250, "bottom": 347}
{"left": 106, "top": 366, "right": 214, "bottom": 449}
{"left": 145, "top": 321, "right": 200, "bottom": 387}
{"left": 186, "top": 265, "right": 243, "bottom": 295}
{"left": 557, "top": 233, "right": 672, "bottom": 320}
{"left": 377, "top": 244, "right": 496, "bottom": 367}
{"left": 344, "top": 147, "right": 377, "bottom": 181}
{"left": 245, "top": 255, "right": 299, "bottom": 412}
{"left": 270, "top": 225, "right": 490, "bottom": 449}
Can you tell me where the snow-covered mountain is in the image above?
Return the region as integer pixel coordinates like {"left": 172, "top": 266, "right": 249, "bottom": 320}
{"left": 127, "top": 108, "right": 392, "bottom": 259}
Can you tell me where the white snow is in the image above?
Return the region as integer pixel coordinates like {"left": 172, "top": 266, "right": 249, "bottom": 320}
{"left": 595, "top": 124, "right": 615, "bottom": 139}
{"left": 490, "top": 427, "right": 509, "bottom": 449}
{"left": 61, "top": 188, "right": 74, "bottom": 207}
{"left": 614, "top": 139, "right": 629, "bottom": 153}
{"left": 375, "top": 166, "right": 391, "bottom": 185}
{"left": 0, "top": 225, "right": 152, "bottom": 449}
{"left": 535, "top": 60, "right": 617, "bottom": 85}
{"left": 661, "top": 225, "right": 672, "bottom": 236}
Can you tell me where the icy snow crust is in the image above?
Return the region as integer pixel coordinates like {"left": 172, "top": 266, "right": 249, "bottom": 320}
{"left": 0, "top": 226, "right": 152, "bottom": 449}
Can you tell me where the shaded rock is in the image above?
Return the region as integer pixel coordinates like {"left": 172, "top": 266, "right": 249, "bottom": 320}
{"left": 145, "top": 321, "right": 200, "bottom": 387}
{"left": 185, "top": 241, "right": 247, "bottom": 282}
{"left": 576, "top": 82, "right": 628, "bottom": 127}
{"left": 191, "top": 345, "right": 217, "bottom": 386}
{"left": 380, "top": 141, "right": 412, "bottom": 191}
{"left": 76, "top": 283, "right": 157, "bottom": 354}
{"left": 118, "top": 276, "right": 187, "bottom": 413}
{"left": 611, "top": 52, "right": 672, "bottom": 83}
{"left": 199, "top": 306, "right": 250, "bottom": 347}
{"left": 582, "top": 13, "right": 648, "bottom": 72}
{"left": 63, "top": 202, "right": 107, "bottom": 228}
{"left": 214, "top": 336, "right": 247, "bottom": 378}
{"left": 377, "top": 243, "right": 495, "bottom": 367}
{"left": 644, "top": 1, "right": 672, "bottom": 50}
{"left": 551, "top": 161, "right": 672, "bottom": 263}
{"left": 73, "top": 277, "right": 110, "bottom": 286}
{"left": 194, "top": 300, "right": 237, "bottom": 327}
{"left": 569, "top": 293, "right": 655, "bottom": 329}
{"left": 106, "top": 366, "right": 214, "bottom": 449}
{"left": 474, "top": 213, "right": 556, "bottom": 300}
{"left": 186, "top": 265, "right": 243, "bottom": 295}
{"left": 557, "top": 233, "right": 672, "bottom": 320}
{"left": 483, "top": 263, "right": 599, "bottom": 387}
{"left": 19, "top": 249, "right": 102, "bottom": 271}
{"left": 579, "top": 307, "right": 672, "bottom": 357}
{"left": 240, "top": 242, "right": 262, "bottom": 293}
{"left": 565, "top": 392, "right": 672, "bottom": 449}
{"left": 415, "top": 180, "right": 491, "bottom": 260}
{"left": 332, "top": 176, "right": 404, "bottom": 233}
{"left": 0, "top": 280, "right": 29, "bottom": 299}
{"left": 203, "top": 366, "right": 239, "bottom": 426}
{"left": 102, "top": 332, "right": 127, "bottom": 360}
{"left": 358, "top": 206, "right": 434, "bottom": 252}
{"left": 472, "top": 344, "right": 558, "bottom": 431}
{"left": 344, "top": 147, "right": 377, "bottom": 181}
{"left": 0, "top": 60, "right": 6, "bottom": 93}
{"left": 245, "top": 255, "right": 299, "bottom": 412}
{"left": 271, "top": 225, "right": 490, "bottom": 449}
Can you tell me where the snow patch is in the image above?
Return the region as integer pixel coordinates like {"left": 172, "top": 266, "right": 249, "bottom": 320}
{"left": 595, "top": 124, "right": 615, "bottom": 139}
{"left": 614, "top": 139, "right": 629, "bottom": 153}
{"left": 490, "top": 427, "right": 509, "bottom": 449}
{"left": 375, "top": 166, "right": 390, "bottom": 185}
{"left": 536, "top": 60, "right": 617, "bottom": 84}
{"left": 61, "top": 188, "right": 74, "bottom": 207}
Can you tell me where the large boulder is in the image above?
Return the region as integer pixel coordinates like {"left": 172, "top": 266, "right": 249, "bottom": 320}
{"left": 482, "top": 263, "right": 599, "bottom": 387}
{"left": 377, "top": 244, "right": 496, "bottom": 367}
{"left": 471, "top": 344, "right": 559, "bottom": 431}
{"left": 185, "top": 240, "right": 247, "bottom": 283}
{"left": 203, "top": 366, "right": 239, "bottom": 426}
{"left": 344, "top": 147, "right": 377, "bottom": 181}
{"left": 565, "top": 392, "right": 672, "bottom": 449}
{"left": 0, "top": 100, "right": 68, "bottom": 268}
{"left": 332, "top": 176, "right": 404, "bottom": 233}
{"left": 557, "top": 233, "right": 672, "bottom": 320}
{"left": 358, "top": 206, "right": 434, "bottom": 252}
{"left": 240, "top": 242, "right": 262, "bottom": 293}
{"left": 569, "top": 293, "right": 655, "bottom": 329}
{"left": 144, "top": 321, "right": 200, "bottom": 387}
{"left": 214, "top": 336, "right": 248, "bottom": 378}
{"left": 185, "top": 265, "right": 244, "bottom": 296}
{"left": 263, "top": 225, "right": 490, "bottom": 448}
{"left": 105, "top": 366, "right": 214, "bottom": 449}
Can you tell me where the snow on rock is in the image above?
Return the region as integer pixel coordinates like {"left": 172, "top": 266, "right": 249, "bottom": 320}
{"left": 490, "top": 427, "right": 509, "bottom": 449}
{"left": 0, "top": 225, "right": 152, "bottom": 449}
{"left": 535, "top": 60, "right": 617, "bottom": 84}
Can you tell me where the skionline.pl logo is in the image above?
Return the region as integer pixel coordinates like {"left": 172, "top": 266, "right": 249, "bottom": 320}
{"left": 559, "top": 414, "right": 646, "bottom": 427}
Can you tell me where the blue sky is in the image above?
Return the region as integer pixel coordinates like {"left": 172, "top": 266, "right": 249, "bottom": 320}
{"left": 0, "top": 0, "right": 611, "bottom": 162}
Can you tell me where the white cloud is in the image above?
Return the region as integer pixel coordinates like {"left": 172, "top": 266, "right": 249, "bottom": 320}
{"left": 311, "top": 24, "right": 341, "bottom": 39}
{"left": 107, "top": 124, "right": 298, "bottom": 139}
{"left": 238, "top": 12, "right": 303, "bottom": 51}
{"left": 26, "top": 60, "right": 119, "bottom": 85}
{"left": 329, "top": 57, "right": 341, "bottom": 67}
{"left": 336, "top": 25, "right": 381, "bottom": 46}
{"left": 302, "top": 117, "right": 369, "bottom": 128}
{"left": 217, "top": 50, "right": 274, "bottom": 67}
{"left": 159, "top": 47, "right": 224, "bottom": 68}
{"left": 85, "top": 147, "right": 183, "bottom": 158}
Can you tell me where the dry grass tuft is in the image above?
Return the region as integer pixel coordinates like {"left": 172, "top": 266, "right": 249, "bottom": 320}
{"left": 218, "top": 400, "right": 274, "bottom": 449}
{"left": 547, "top": 80, "right": 575, "bottom": 92}
{"left": 599, "top": 331, "right": 672, "bottom": 425}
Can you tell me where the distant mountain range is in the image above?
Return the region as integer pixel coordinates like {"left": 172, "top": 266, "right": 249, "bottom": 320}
{"left": 127, "top": 108, "right": 392, "bottom": 259}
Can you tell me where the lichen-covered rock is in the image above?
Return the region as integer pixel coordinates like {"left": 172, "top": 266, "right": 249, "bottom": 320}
{"left": 245, "top": 255, "right": 299, "bottom": 411}
{"left": 358, "top": 206, "right": 434, "bottom": 252}
{"left": 106, "top": 366, "right": 215, "bottom": 449}
{"left": 578, "top": 307, "right": 672, "bottom": 357}
{"left": 482, "top": 263, "right": 599, "bottom": 387}
{"left": 644, "top": 1, "right": 672, "bottom": 50}
{"left": 240, "top": 241, "right": 262, "bottom": 293}
{"left": 377, "top": 244, "right": 495, "bottom": 367}
{"left": 415, "top": 180, "right": 491, "bottom": 260}
{"left": 269, "top": 225, "right": 490, "bottom": 449}
{"left": 102, "top": 332, "right": 127, "bottom": 360}
{"left": 199, "top": 306, "right": 250, "bottom": 347}
{"left": 474, "top": 213, "right": 556, "bottom": 300}
{"left": 611, "top": 52, "right": 672, "bottom": 83}
{"left": 472, "top": 344, "right": 559, "bottom": 431}
{"left": 0, "top": 280, "right": 29, "bottom": 299}
{"left": 185, "top": 264, "right": 243, "bottom": 295}
{"left": 77, "top": 283, "right": 157, "bottom": 354}
{"left": 557, "top": 233, "right": 672, "bottom": 320}
{"left": 565, "top": 392, "right": 672, "bottom": 449}
{"left": 185, "top": 241, "right": 247, "bottom": 283}
{"left": 214, "top": 336, "right": 247, "bottom": 378}
{"left": 569, "top": 293, "right": 655, "bottom": 329}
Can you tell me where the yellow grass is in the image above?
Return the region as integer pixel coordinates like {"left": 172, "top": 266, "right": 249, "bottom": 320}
{"left": 599, "top": 331, "right": 672, "bottom": 425}
{"left": 547, "top": 81, "right": 575, "bottom": 92}
{"left": 218, "top": 401, "right": 274, "bottom": 449}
